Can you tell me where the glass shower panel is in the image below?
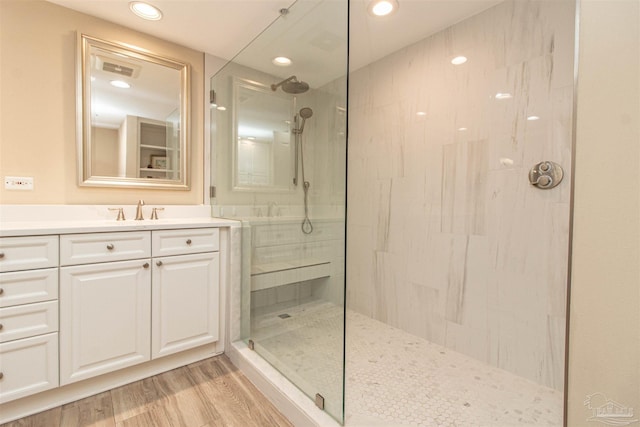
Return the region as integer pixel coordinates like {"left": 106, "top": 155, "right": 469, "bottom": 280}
{"left": 210, "top": 0, "right": 348, "bottom": 423}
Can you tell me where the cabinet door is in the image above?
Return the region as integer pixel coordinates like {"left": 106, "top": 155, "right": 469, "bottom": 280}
{"left": 152, "top": 252, "right": 219, "bottom": 359}
{"left": 60, "top": 259, "right": 151, "bottom": 385}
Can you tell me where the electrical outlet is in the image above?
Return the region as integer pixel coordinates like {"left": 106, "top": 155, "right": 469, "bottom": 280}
{"left": 4, "top": 176, "right": 34, "bottom": 190}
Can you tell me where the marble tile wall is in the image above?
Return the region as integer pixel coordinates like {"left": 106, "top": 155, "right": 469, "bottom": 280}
{"left": 346, "top": 0, "right": 575, "bottom": 390}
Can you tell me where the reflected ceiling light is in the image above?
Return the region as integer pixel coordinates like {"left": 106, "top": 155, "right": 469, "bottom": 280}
{"left": 495, "top": 92, "right": 513, "bottom": 99}
{"left": 217, "top": 106, "right": 226, "bottom": 111}
{"left": 451, "top": 56, "right": 468, "bottom": 65}
{"left": 129, "top": 2, "right": 162, "bottom": 21}
{"left": 110, "top": 80, "right": 130, "bottom": 89}
{"left": 527, "top": 115, "right": 540, "bottom": 121}
{"left": 458, "top": 127, "right": 468, "bottom": 131}
{"left": 272, "top": 56, "right": 292, "bottom": 66}
{"left": 368, "top": 0, "right": 399, "bottom": 17}
{"left": 416, "top": 111, "right": 427, "bottom": 117}
{"left": 500, "top": 157, "right": 514, "bottom": 166}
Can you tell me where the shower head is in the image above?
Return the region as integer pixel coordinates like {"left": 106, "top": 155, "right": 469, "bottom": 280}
{"left": 271, "top": 76, "right": 310, "bottom": 94}
{"left": 299, "top": 107, "right": 313, "bottom": 119}
{"left": 295, "top": 107, "right": 313, "bottom": 134}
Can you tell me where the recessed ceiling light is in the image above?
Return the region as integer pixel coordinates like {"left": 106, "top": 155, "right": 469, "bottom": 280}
{"left": 527, "top": 115, "right": 540, "bottom": 121}
{"left": 451, "top": 56, "right": 467, "bottom": 65}
{"left": 110, "top": 80, "right": 130, "bottom": 89}
{"left": 272, "top": 56, "right": 292, "bottom": 66}
{"left": 368, "top": 0, "right": 399, "bottom": 17}
{"left": 495, "top": 92, "right": 513, "bottom": 100}
{"left": 129, "top": 2, "right": 162, "bottom": 21}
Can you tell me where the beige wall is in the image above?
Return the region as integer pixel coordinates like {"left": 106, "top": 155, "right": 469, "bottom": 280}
{"left": 0, "top": 1, "right": 204, "bottom": 205}
{"left": 567, "top": 0, "right": 640, "bottom": 423}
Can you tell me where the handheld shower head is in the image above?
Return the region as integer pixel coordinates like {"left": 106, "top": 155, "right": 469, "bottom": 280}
{"left": 295, "top": 107, "right": 313, "bottom": 134}
{"left": 299, "top": 107, "right": 313, "bottom": 119}
{"left": 271, "top": 76, "right": 310, "bottom": 94}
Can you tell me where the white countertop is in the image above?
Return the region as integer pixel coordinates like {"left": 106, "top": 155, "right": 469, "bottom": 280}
{"left": 0, "top": 217, "right": 240, "bottom": 237}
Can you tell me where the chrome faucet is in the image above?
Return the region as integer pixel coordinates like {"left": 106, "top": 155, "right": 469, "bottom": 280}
{"left": 135, "top": 199, "right": 145, "bottom": 220}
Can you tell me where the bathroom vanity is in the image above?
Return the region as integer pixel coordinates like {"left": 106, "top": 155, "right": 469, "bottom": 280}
{"left": 0, "top": 206, "right": 239, "bottom": 424}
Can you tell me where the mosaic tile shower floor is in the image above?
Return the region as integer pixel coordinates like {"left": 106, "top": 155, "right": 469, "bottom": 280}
{"left": 251, "top": 300, "right": 563, "bottom": 427}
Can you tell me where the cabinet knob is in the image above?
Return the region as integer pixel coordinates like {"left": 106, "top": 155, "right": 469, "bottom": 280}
{"left": 106, "top": 244, "right": 115, "bottom": 250}
{"left": 186, "top": 239, "right": 192, "bottom": 245}
{"left": 0, "top": 372, "right": 3, "bottom": 380}
{"left": 0, "top": 252, "right": 4, "bottom": 259}
{"left": 143, "top": 262, "right": 149, "bottom": 269}
{"left": 0, "top": 288, "right": 3, "bottom": 295}
{"left": 0, "top": 324, "right": 3, "bottom": 330}
{"left": 156, "top": 261, "right": 163, "bottom": 267}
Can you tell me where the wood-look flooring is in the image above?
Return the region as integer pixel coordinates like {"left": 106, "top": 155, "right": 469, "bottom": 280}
{"left": 1, "top": 355, "right": 294, "bottom": 427}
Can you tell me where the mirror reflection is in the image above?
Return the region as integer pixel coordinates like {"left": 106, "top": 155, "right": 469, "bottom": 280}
{"left": 233, "top": 78, "right": 294, "bottom": 191}
{"left": 79, "top": 34, "right": 190, "bottom": 189}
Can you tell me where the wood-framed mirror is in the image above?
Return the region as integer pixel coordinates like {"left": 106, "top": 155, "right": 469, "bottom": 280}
{"left": 77, "top": 33, "right": 190, "bottom": 189}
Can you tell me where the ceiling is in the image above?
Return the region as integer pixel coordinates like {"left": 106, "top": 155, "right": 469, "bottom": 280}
{"left": 47, "top": 0, "right": 501, "bottom": 80}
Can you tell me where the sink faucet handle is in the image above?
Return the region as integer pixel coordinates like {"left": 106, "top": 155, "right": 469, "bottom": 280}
{"left": 135, "top": 199, "right": 145, "bottom": 220}
{"left": 150, "top": 207, "right": 165, "bottom": 220}
{"left": 108, "top": 207, "right": 126, "bottom": 221}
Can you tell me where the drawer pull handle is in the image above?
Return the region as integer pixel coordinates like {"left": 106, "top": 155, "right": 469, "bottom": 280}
{"left": 186, "top": 239, "right": 192, "bottom": 245}
{"left": 106, "top": 244, "right": 115, "bottom": 250}
{"left": 156, "top": 261, "right": 163, "bottom": 267}
{"left": 143, "top": 262, "right": 150, "bottom": 269}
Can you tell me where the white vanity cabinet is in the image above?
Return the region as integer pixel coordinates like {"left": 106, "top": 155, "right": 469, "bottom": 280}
{"left": 0, "top": 236, "right": 60, "bottom": 404}
{"left": 58, "top": 228, "right": 220, "bottom": 385}
{"left": 0, "top": 210, "right": 234, "bottom": 425}
{"left": 151, "top": 228, "right": 220, "bottom": 358}
{"left": 59, "top": 232, "right": 152, "bottom": 385}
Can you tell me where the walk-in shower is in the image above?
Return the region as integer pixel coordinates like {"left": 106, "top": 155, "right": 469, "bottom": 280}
{"left": 211, "top": 0, "right": 575, "bottom": 425}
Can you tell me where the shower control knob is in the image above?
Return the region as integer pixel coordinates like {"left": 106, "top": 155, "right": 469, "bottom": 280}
{"left": 529, "top": 161, "right": 563, "bottom": 190}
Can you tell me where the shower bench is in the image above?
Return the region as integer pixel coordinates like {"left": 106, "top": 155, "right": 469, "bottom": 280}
{"left": 244, "top": 218, "right": 343, "bottom": 293}
{"left": 250, "top": 258, "right": 331, "bottom": 291}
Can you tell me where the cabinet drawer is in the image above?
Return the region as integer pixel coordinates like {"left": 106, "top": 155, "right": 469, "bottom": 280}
{"left": 0, "top": 236, "right": 58, "bottom": 273}
{"left": 0, "top": 332, "right": 59, "bottom": 404}
{"left": 0, "top": 301, "right": 58, "bottom": 344}
{"left": 0, "top": 268, "right": 58, "bottom": 308}
{"left": 152, "top": 228, "right": 219, "bottom": 257}
{"left": 60, "top": 231, "right": 151, "bottom": 266}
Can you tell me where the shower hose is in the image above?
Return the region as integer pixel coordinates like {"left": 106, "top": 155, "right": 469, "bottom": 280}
{"left": 299, "top": 134, "right": 313, "bottom": 234}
